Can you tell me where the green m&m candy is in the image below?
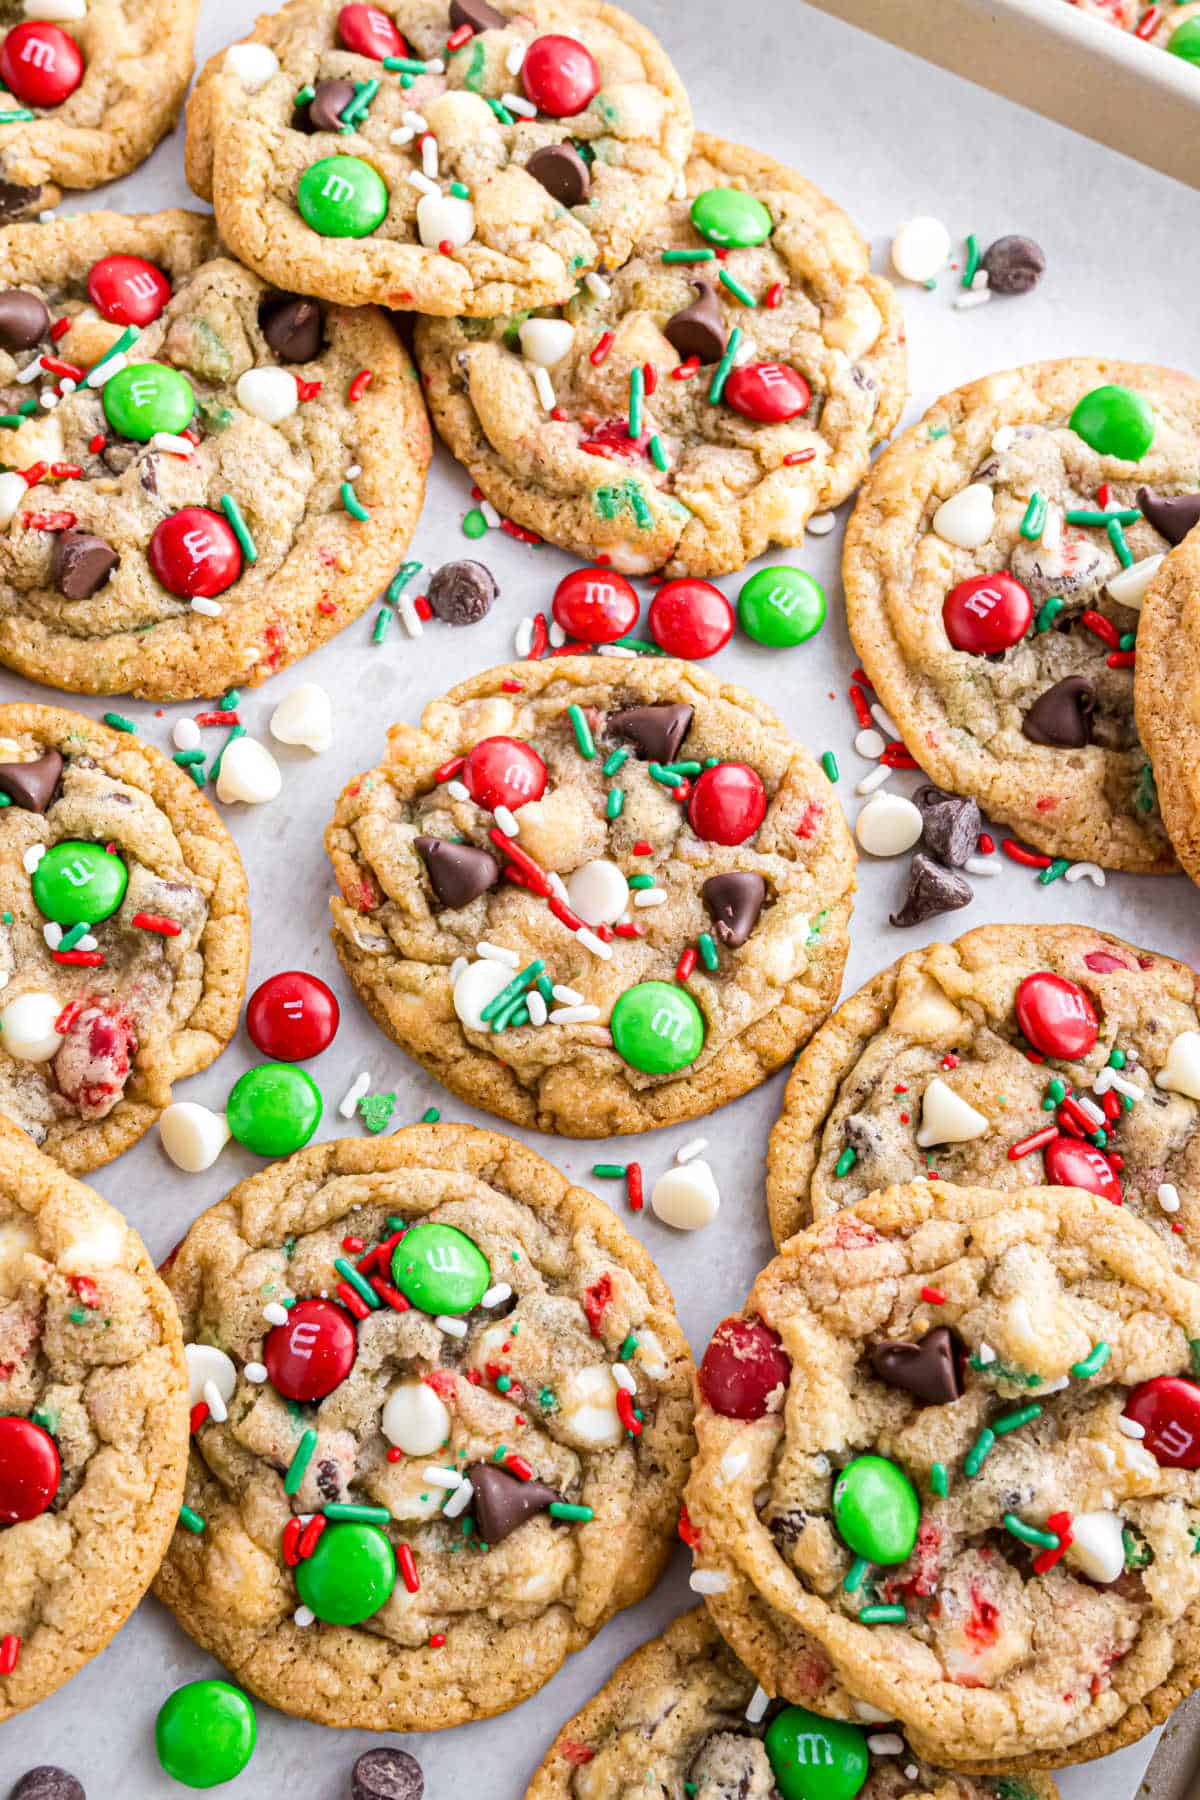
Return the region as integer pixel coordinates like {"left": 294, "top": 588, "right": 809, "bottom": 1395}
{"left": 738, "top": 566, "right": 826, "bottom": 647}
{"left": 610, "top": 980, "right": 705, "bottom": 1074}
{"left": 155, "top": 1679, "right": 256, "bottom": 1788}
{"left": 392, "top": 1220, "right": 490, "bottom": 1315}
{"left": 690, "top": 186, "right": 773, "bottom": 248}
{"left": 32, "top": 840, "right": 127, "bottom": 926}
{"left": 297, "top": 155, "right": 389, "bottom": 238}
{"left": 102, "top": 361, "right": 195, "bottom": 442}
{"left": 295, "top": 1519, "right": 396, "bottom": 1624}
{"left": 1168, "top": 17, "right": 1200, "bottom": 63}
{"left": 765, "top": 1706, "right": 869, "bottom": 1800}
{"left": 1068, "top": 384, "right": 1155, "bottom": 461}
{"left": 226, "top": 1063, "right": 322, "bottom": 1156}
{"left": 832, "top": 1454, "right": 920, "bottom": 1565}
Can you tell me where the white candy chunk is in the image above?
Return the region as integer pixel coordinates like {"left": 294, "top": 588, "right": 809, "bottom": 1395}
{"left": 566, "top": 858, "right": 629, "bottom": 927}
{"left": 225, "top": 41, "right": 279, "bottom": 89}
{"left": 0, "top": 472, "right": 26, "bottom": 527}
{"left": 270, "top": 682, "right": 333, "bottom": 754}
{"left": 1066, "top": 1510, "right": 1126, "bottom": 1584}
{"left": 558, "top": 1364, "right": 623, "bottom": 1448}
{"left": 891, "top": 216, "right": 951, "bottom": 283}
{"left": 518, "top": 318, "right": 575, "bottom": 367}
{"left": 173, "top": 718, "right": 201, "bottom": 751}
{"left": 1106, "top": 553, "right": 1164, "bottom": 611}
{"left": 235, "top": 366, "right": 299, "bottom": 424}
{"left": 453, "top": 959, "right": 513, "bottom": 1031}
{"left": 915, "top": 1076, "right": 989, "bottom": 1148}
{"left": 216, "top": 735, "right": 282, "bottom": 805}
{"left": 24, "top": 0, "right": 88, "bottom": 16}
{"left": 159, "top": 1102, "right": 231, "bottom": 1173}
{"left": 184, "top": 1343, "right": 238, "bottom": 1409}
{"left": 382, "top": 1380, "right": 451, "bottom": 1456}
{"left": 416, "top": 194, "right": 475, "bottom": 250}
{"left": 932, "top": 482, "right": 995, "bottom": 550}
{"left": 59, "top": 1215, "right": 126, "bottom": 1273}
{"left": 0, "top": 1218, "right": 36, "bottom": 1298}
{"left": 855, "top": 793, "right": 923, "bottom": 857}
{"left": 0, "top": 991, "right": 64, "bottom": 1061}
{"left": 651, "top": 1159, "right": 721, "bottom": 1230}
{"left": 1156, "top": 1030, "right": 1200, "bottom": 1101}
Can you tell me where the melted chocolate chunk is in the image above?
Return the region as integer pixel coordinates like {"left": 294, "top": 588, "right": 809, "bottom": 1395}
{"left": 526, "top": 143, "right": 590, "bottom": 207}
{"left": 869, "top": 1325, "right": 966, "bottom": 1405}
{"left": 1137, "top": 485, "right": 1200, "bottom": 548}
{"left": 702, "top": 871, "right": 766, "bottom": 946}
{"left": 414, "top": 836, "right": 500, "bottom": 907}
{"left": 0, "top": 750, "right": 62, "bottom": 814}
{"left": 1022, "top": 674, "right": 1095, "bottom": 748}
{"left": 352, "top": 1749, "right": 424, "bottom": 1800}
{"left": 51, "top": 531, "right": 118, "bottom": 601}
{"left": 259, "top": 292, "right": 324, "bottom": 362}
{"left": 663, "top": 280, "right": 727, "bottom": 364}
{"left": 450, "top": 0, "right": 507, "bottom": 28}
{"left": 913, "top": 783, "right": 981, "bottom": 868}
{"left": 466, "top": 1462, "right": 559, "bottom": 1543}
{"left": 980, "top": 235, "right": 1046, "bottom": 295}
{"left": 890, "top": 851, "right": 972, "bottom": 928}
{"left": 293, "top": 77, "right": 357, "bottom": 133}
{"left": 608, "top": 702, "right": 692, "bottom": 763}
{"left": 0, "top": 288, "right": 50, "bottom": 353}
{"left": 426, "top": 559, "right": 497, "bottom": 625}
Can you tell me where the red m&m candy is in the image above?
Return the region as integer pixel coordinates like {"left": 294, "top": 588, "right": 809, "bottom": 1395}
{"left": 521, "top": 33, "right": 600, "bottom": 116}
{"left": 1043, "top": 1137, "right": 1122, "bottom": 1205}
{"left": 264, "top": 1297, "right": 357, "bottom": 1401}
{"left": 461, "top": 736, "right": 547, "bottom": 812}
{"left": 336, "top": 3, "right": 406, "bottom": 59}
{"left": 943, "top": 572, "right": 1032, "bottom": 655}
{"left": 148, "top": 508, "right": 243, "bottom": 600}
{"left": 648, "top": 578, "right": 734, "bottom": 659}
{"left": 0, "top": 1416, "right": 61, "bottom": 1523}
{"left": 552, "top": 568, "right": 638, "bottom": 643}
{"left": 0, "top": 22, "right": 83, "bottom": 107}
{"left": 699, "top": 1317, "right": 791, "bottom": 1419}
{"left": 723, "top": 362, "right": 811, "bottom": 424}
{"left": 247, "top": 971, "right": 339, "bottom": 1062}
{"left": 87, "top": 255, "right": 172, "bottom": 327}
{"left": 1123, "top": 1376, "right": 1200, "bottom": 1468}
{"left": 1015, "top": 971, "right": 1098, "bottom": 1059}
{"left": 688, "top": 762, "right": 766, "bottom": 845}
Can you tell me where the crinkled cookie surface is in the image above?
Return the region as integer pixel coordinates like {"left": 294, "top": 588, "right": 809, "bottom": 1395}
{"left": 1135, "top": 526, "right": 1200, "bottom": 885}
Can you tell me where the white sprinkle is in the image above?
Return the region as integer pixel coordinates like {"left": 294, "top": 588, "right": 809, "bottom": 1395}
{"left": 577, "top": 927, "right": 612, "bottom": 959}
{"left": 633, "top": 888, "right": 666, "bottom": 908}
{"left": 1158, "top": 1182, "right": 1181, "bottom": 1214}
{"left": 480, "top": 499, "right": 501, "bottom": 528}
{"left": 719, "top": 1449, "right": 748, "bottom": 1482}
{"left": 482, "top": 1283, "right": 512, "bottom": 1308}
{"left": 731, "top": 335, "right": 756, "bottom": 366}
{"left": 502, "top": 90, "right": 537, "bottom": 117}
{"left": 408, "top": 170, "right": 439, "bottom": 197}
{"left": 425, "top": 56, "right": 444, "bottom": 73}
{"left": 1106, "top": 1071, "right": 1140, "bottom": 1101}
{"left": 870, "top": 702, "right": 899, "bottom": 738}
{"left": 338, "top": 1071, "right": 371, "bottom": 1118}
{"left": 293, "top": 1605, "right": 316, "bottom": 1628}
{"left": 443, "top": 1477, "right": 474, "bottom": 1518}
{"left": 548, "top": 871, "right": 569, "bottom": 904}
{"left": 173, "top": 718, "right": 201, "bottom": 751}
{"left": 150, "top": 432, "right": 194, "bottom": 457}
{"left": 1118, "top": 1415, "right": 1146, "bottom": 1439}
{"left": 345, "top": 463, "right": 362, "bottom": 481}
{"left": 1074, "top": 1094, "right": 1105, "bottom": 1128}
{"left": 450, "top": 956, "right": 468, "bottom": 985}
{"left": 548, "top": 620, "right": 566, "bottom": 648}
{"left": 421, "top": 135, "right": 439, "bottom": 179}
{"left": 585, "top": 271, "right": 611, "bottom": 300}
{"left": 532, "top": 365, "right": 556, "bottom": 410}
{"left": 689, "top": 1569, "right": 730, "bottom": 1595}
{"left": 1064, "top": 861, "right": 1106, "bottom": 887}
{"left": 953, "top": 288, "right": 992, "bottom": 310}
{"left": 812, "top": 1453, "right": 831, "bottom": 1475}
{"left": 867, "top": 1733, "right": 905, "bottom": 1755}
{"left": 23, "top": 845, "right": 45, "bottom": 874}
{"left": 191, "top": 596, "right": 223, "bottom": 617}
{"left": 84, "top": 351, "right": 127, "bottom": 388}
{"left": 1041, "top": 505, "right": 1063, "bottom": 551}
{"left": 203, "top": 1379, "right": 229, "bottom": 1424}
{"left": 806, "top": 512, "right": 836, "bottom": 536}
{"left": 856, "top": 764, "right": 892, "bottom": 795}
{"left": 673, "top": 169, "right": 687, "bottom": 199}
{"left": 527, "top": 989, "right": 548, "bottom": 1025}
{"left": 505, "top": 39, "right": 525, "bottom": 73}
{"left": 854, "top": 728, "right": 886, "bottom": 760}
{"left": 59, "top": 378, "right": 77, "bottom": 395}
{"left": 905, "top": 1767, "right": 920, "bottom": 1783}
{"left": 42, "top": 922, "right": 62, "bottom": 950}
{"left": 515, "top": 616, "right": 535, "bottom": 657}
{"left": 745, "top": 1685, "right": 769, "bottom": 1724}
{"left": 977, "top": 1341, "right": 997, "bottom": 1365}
{"left": 550, "top": 1004, "right": 601, "bottom": 1024}
{"left": 244, "top": 1362, "right": 268, "bottom": 1384}
{"left": 39, "top": 391, "right": 59, "bottom": 410}
{"left": 1037, "top": 1375, "right": 1070, "bottom": 1394}
{"left": 446, "top": 779, "right": 470, "bottom": 801}
{"left": 390, "top": 125, "right": 415, "bottom": 146}
{"left": 494, "top": 804, "right": 519, "bottom": 837}
{"left": 423, "top": 1466, "right": 463, "bottom": 1489}
{"left": 263, "top": 1302, "right": 289, "bottom": 1327}
{"left": 403, "top": 108, "right": 426, "bottom": 130}
{"left": 964, "top": 854, "right": 999, "bottom": 876}
{"left": 612, "top": 1363, "right": 636, "bottom": 1393}
{"left": 15, "top": 357, "right": 43, "bottom": 383}
{"left": 675, "top": 1137, "right": 708, "bottom": 1164}
{"left": 477, "top": 941, "right": 520, "bottom": 967}
{"left": 435, "top": 1314, "right": 468, "bottom": 1338}
{"left": 552, "top": 984, "right": 583, "bottom": 1005}
{"left": 399, "top": 594, "right": 423, "bottom": 637}
{"left": 597, "top": 643, "right": 637, "bottom": 657}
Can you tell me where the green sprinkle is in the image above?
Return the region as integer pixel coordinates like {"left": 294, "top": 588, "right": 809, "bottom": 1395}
{"left": 1019, "top": 492, "right": 1047, "bottom": 540}
{"left": 718, "top": 268, "right": 757, "bottom": 307}
{"left": 179, "top": 1504, "right": 206, "bottom": 1534}
{"left": 1003, "top": 1512, "right": 1059, "bottom": 1550}
{"left": 1135, "top": 762, "right": 1157, "bottom": 816}
{"left": 421, "top": 1106, "right": 441, "bottom": 1122}
{"left": 1047, "top": 1078, "right": 1067, "bottom": 1101}
{"left": 1038, "top": 858, "right": 1070, "bottom": 885}
{"left": 68, "top": 1307, "right": 88, "bottom": 1325}
{"left": 1123, "top": 1525, "right": 1154, "bottom": 1570}
{"left": 480, "top": 959, "right": 544, "bottom": 1023}
{"left": 661, "top": 248, "right": 716, "bottom": 264}
{"left": 535, "top": 974, "right": 553, "bottom": 1003}
{"left": 1107, "top": 517, "right": 1134, "bottom": 568}
{"left": 593, "top": 1162, "right": 628, "bottom": 1178}
{"left": 859, "top": 1604, "right": 906, "bottom": 1625}
{"left": 628, "top": 873, "right": 655, "bottom": 890}
{"left": 58, "top": 922, "right": 89, "bottom": 953}
{"left": 628, "top": 364, "right": 645, "bottom": 440}
{"left": 610, "top": 634, "right": 664, "bottom": 655}
{"left": 0, "top": 110, "right": 34, "bottom": 124}
{"left": 490, "top": 992, "right": 530, "bottom": 1033}
{"left": 548, "top": 1502, "right": 593, "bottom": 1522}
{"left": 627, "top": 485, "right": 653, "bottom": 530}
{"left": 219, "top": 689, "right": 240, "bottom": 709}
{"left": 843, "top": 1555, "right": 869, "bottom": 1592}
{"left": 649, "top": 433, "right": 668, "bottom": 472}
{"left": 294, "top": 83, "right": 316, "bottom": 105}
{"left": 834, "top": 1146, "right": 857, "bottom": 1178}
{"left": 387, "top": 1216, "right": 406, "bottom": 1231}
{"left": 495, "top": 1374, "right": 512, "bottom": 1392}
{"left": 1070, "top": 1341, "right": 1110, "bottom": 1379}
{"left": 386, "top": 559, "right": 422, "bottom": 603}
{"left": 930, "top": 1462, "right": 948, "bottom": 1498}
{"left": 324, "top": 1502, "right": 391, "bottom": 1524}
{"left": 341, "top": 480, "right": 370, "bottom": 522}
{"left": 821, "top": 750, "right": 839, "bottom": 784}
{"left": 661, "top": 761, "right": 702, "bottom": 776}
{"left": 1065, "top": 508, "right": 1141, "bottom": 526}
{"left": 219, "top": 493, "right": 258, "bottom": 564}
{"left": 382, "top": 54, "right": 429, "bottom": 71}
{"left": 31, "top": 1407, "right": 57, "bottom": 1436}
{"left": 334, "top": 1255, "right": 382, "bottom": 1308}
{"left": 372, "top": 607, "right": 392, "bottom": 645}
{"left": 539, "top": 1386, "right": 558, "bottom": 1410}
{"left": 1034, "top": 596, "right": 1065, "bottom": 632}
{"left": 486, "top": 96, "right": 514, "bottom": 125}
{"left": 708, "top": 327, "right": 742, "bottom": 405}
{"left": 84, "top": 326, "right": 139, "bottom": 387}
{"left": 602, "top": 746, "right": 629, "bottom": 776}
{"left": 449, "top": 180, "right": 470, "bottom": 199}
{"left": 208, "top": 723, "right": 244, "bottom": 784}
{"left": 698, "top": 932, "right": 719, "bottom": 971}
{"left": 1119, "top": 631, "right": 1136, "bottom": 651}
{"left": 964, "top": 1428, "right": 996, "bottom": 1477}
{"left": 284, "top": 1428, "right": 318, "bottom": 1495}
{"left": 463, "top": 507, "right": 488, "bottom": 538}
{"left": 928, "top": 424, "right": 949, "bottom": 439}
{"left": 962, "top": 232, "right": 980, "bottom": 288}
{"left": 103, "top": 712, "right": 136, "bottom": 733}
{"left": 357, "top": 1091, "right": 396, "bottom": 1133}
{"left": 568, "top": 703, "right": 596, "bottom": 760}
{"left": 339, "top": 77, "right": 379, "bottom": 126}
{"left": 648, "top": 761, "right": 686, "bottom": 788}
{"left": 994, "top": 1403, "right": 1042, "bottom": 1435}
{"left": 619, "top": 1334, "right": 639, "bottom": 1361}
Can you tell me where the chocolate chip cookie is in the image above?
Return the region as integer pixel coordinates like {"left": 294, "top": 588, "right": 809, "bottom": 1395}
{"left": 0, "top": 1119, "right": 188, "bottom": 1718}
{"left": 0, "top": 702, "right": 249, "bottom": 1172}
{"left": 844, "top": 359, "right": 1200, "bottom": 871}
{"left": 415, "top": 133, "right": 906, "bottom": 576}
{"left": 325, "top": 656, "right": 856, "bottom": 1136}
{"left": 685, "top": 1180, "right": 1200, "bottom": 1771}
{"left": 0, "top": 208, "right": 430, "bottom": 700}
{"left": 154, "top": 1124, "right": 695, "bottom": 1731}
{"left": 185, "top": 0, "right": 691, "bottom": 315}
{"left": 1135, "top": 522, "right": 1200, "bottom": 885}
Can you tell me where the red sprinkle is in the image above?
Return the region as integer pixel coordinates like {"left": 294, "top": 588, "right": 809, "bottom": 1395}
{"left": 880, "top": 743, "right": 918, "bottom": 769}
{"left": 643, "top": 362, "right": 658, "bottom": 396}
{"left": 50, "top": 316, "right": 71, "bottom": 341}
{"left": 977, "top": 833, "right": 995, "bottom": 855}
{"left": 342, "top": 1235, "right": 365, "bottom": 1253}
{"left": 491, "top": 829, "right": 554, "bottom": 898}
{"left": 589, "top": 330, "right": 615, "bottom": 366}
{"left": 369, "top": 1274, "right": 410, "bottom": 1313}
{"left": 676, "top": 946, "right": 698, "bottom": 981}
{"left": 920, "top": 1286, "right": 947, "bottom": 1305}
{"left": 501, "top": 679, "right": 523, "bottom": 692}
{"left": 189, "top": 1401, "right": 210, "bottom": 1434}
{"left": 434, "top": 755, "right": 466, "bottom": 782}
{"left": 399, "top": 1543, "right": 420, "bottom": 1593}
{"left": 298, "top": 1515, "right": 327, "bottom": 1559}
{"left": 612, "top": 920, "right": 644, "bottom": 937}
{"left": 40, "top": 354, "right": 84, "bottom": 381}
{"left": 504, "top": 1454, "right": 533, "bottom": 1481}
{"left": 1001, "top": 838, "right": 1053, "bottom": 869}
{"left": 1007, "top": 1124, "right": 1059, "bottom": 1161}
{"left": 1107, "top": 650, "right": 1136, "bottom": 669}
{"left": 23, "top": 511, "right": 76, "bottom": 531}
{"left": 632, "top": 840, "right": 653, "bottom": 855}
{"left": 672, "top": 354, "right": 700, "bottom": 381}
{"left": 678, "top": 1503, "right": 701, "bottom": 1550}
{"left": 583, "top": 1273, "right": 612, "bottom": 1337}
{"left": 387, "top": 1446, "right": 404, "bottom": 1462}
{"left": 88, "top": 434, "right": 107, "bottom": 453}
{"left": 849, "top": 684, "right": 873, "bottom": 728}
{"left": 195, "top": 709, "right": 239, "bottom": 727}
{"left": 1080, "top": 608, "right": 1120, "bottom": 650}
{"left": 500, "top": 518, "right": 541, "bottom": 544}
{"left": 1032, "top": 1511, "right": 1073, "bottom": 1574}
{"left": 0, "top": 1635, "right": 21, "bottom": 1677}
{"left": 783, "top": 447, "right": 816, "bottom": 466}
{"left": 295, "top": 377, "right": 323, "bottom": 402}
{"left": 52, "top": 949, "right": 104, "bottom": 966}
{"left": 282, "top": 1516, "right": 304, "bottom": 1566}
{"left": 51, "top": 463, "right": 83, "bottom": 480}
{"left": 616, "top": 1388, "right": 642, "bottom": 1437}
{"left": 446, "top": 21, "right": 473, "bottom": 47}
{"left": 336, "top": 1280, "right": 372, "bottom": 1320}
{"left": 21, "top": 463, "right": 49, "bottom": 487}
{"left": 413, "top": 595, "right": 433, "bottom": 621}
{"left": 626, "top": 1162, "right": 644, "bottom": 1212}
{"left": 429, "top": 1632, "right": 447, "bottom": 1647}
{"left": 1136, "top": 5, "right": 1162, "bottom": 37}
{"left": 765, "top": 281, "right": 785, "bottom": 309}
{"left": 132, "top": 912, "right": 181, "bottom": 936}
{"left": 529, "top": 612, "right": 549, "bottom": 660}
{"left": 348, "top": 369, "right": 373, "bottom": 403}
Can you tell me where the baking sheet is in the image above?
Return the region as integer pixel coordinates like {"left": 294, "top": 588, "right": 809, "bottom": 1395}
{"left": 3, "top": 0, "right": 1200, "bottom": 1792}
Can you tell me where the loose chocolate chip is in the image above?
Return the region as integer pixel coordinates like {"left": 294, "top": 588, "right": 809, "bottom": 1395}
{"left": 51, "top": 531, "right": 118, "bottom": 601}
{"left": 1022, "top": 674, "right": 1095, "bottom": 748}
{"left": 1137, "top": 485, "right": 1200, "bottom": 547}
{"left": 259, "top": 292, "right": 324, "bottom": 362}
{"left": 663, "top": 280, "right": 727, "bottom": 365}
{"left": 294, "top": 76, "right": 357, "bottom": 133}
{"left": 912, "top": 783, "right": 981, "bottom": 868}
{"left": 525, "top": 142, "right": 591, "bottom": 208}
{"left": 609, "top": 702, "right": 693, "bottom": 763}
{"left": 0, "top": 289, "right": 50, "bottom": 354}
{"left": 980, "top": 235, "right": 1046, "bottom": 295}
{"left": 449, "top": 0, "right": 507, "bottom": 30}
{"left": 702, "top": 871, "right": 766, "bottom": 947}
{"left": 466, "top": 1463, "right": 559, "bottom": 1543}
{"left": 10, "top": 1772, "right": 85, "bottom": 1800}
{"left": 426, "top": 558, "right": 497, "bottom": 625}
{"left": 351, "top": 1748, "right": 424, "bottom": 1800}
{"left": 0, "top": 750, "right": 63, "bottom": 814}
{"left": 889, "top": 852, "right": 972, "bottom": 928}
{"left": 414, "top": 835, "right": 500, "bottom": 907}
{"left": 0, "top": 182, "right": 44, "bottom": 224}
{"left": 869, "top": 1326, "right": 966, "bottom": 1406}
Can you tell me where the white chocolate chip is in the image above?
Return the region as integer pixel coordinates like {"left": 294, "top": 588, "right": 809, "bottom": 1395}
{"left": 1106, "top": 553, "right": 1164, "bottom": 611}
{"left": 23, "top": 0, "right": 88, "bottom": 16}
{"left": 0, "top": 473, "right": 26, "bottom": 527}
{"left": 891, "top": 216, "right": 951, "bottom": 283}
{"left": 453, "top": 959, "right": 514, "bottom": 1031}
{"left": 566, "top": 859, "right": 629, "bottom": 927}
{"left": 855, "top": 793, "right": 923, "bottom": 857}
{"left": 235, "top": 366, "right": 299, "bottom": 424}
{"left": 173, "top": 718, "right": 202, "bottom": 752}
{"left": 416, "top": 193, "right": 475, "bottom": 250}
{"left": 650, "top": 1160, "right": 720, "bottom": 1230}
{"left": 915, "top": 1076, "right": 989, "bottom": 1148}
{"left": 688, "top": 1569, "right": 730, "bottom": 1594}
{"left": 557, "top": 1364, "right": 622, "bottom": 1448}
{"left": 159, "top": 1102, "right": 231, "bottom": 1173}
{"left": 381, "top": 1380, "right": 451, "bottom": 1456}
{"left": 1066, "top": 1510, "right": 1126, "bottom": 1584}
{"left": 518, "top": 318, "right": 575, "bottom": 367}
{"left": 215, "top": 735, "right": 282, "bottom": 805}
{"left": 0, "top": 991, "right": 64, "bottom": 1061}
{"left": 184, "top": 1343, "right": 237, "bottom": 1409}
{"left": 1156, "top": 1030, "right": 1200, "bottom": 1101}
{"left": 224, "top": 41, "right": 279, "bottom": 89}
{"left": 270, "top": 682, "right": 333, "bottom": 754}
{"left": 932, "top": 482, "right": 995, "bottom": 549}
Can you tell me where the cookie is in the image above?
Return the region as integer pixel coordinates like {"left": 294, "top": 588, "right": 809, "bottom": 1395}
{"left": 527, "top": 1607, "right": 1059, "bottom": 1800}
{"left": 325, "top": 656, "right": 856, "bottom": 1136}
{"left": 153, "top": 1124, "right": 695, "bottom": 1731}
{"left": 1135, "top": 524, "right": 1200, "bottom": 886}
{"left": 415, "top": 133, "right": 906, "bottom": 577}
{"left": 0, "top": 209, "right": 430, "bottom": 700}
{"left": 0, "top": 1119, "right": 188, "bottom": 1718}
{"left": 184, "top": 0, "right": 691, "bottom": 316}
{"left": 0, "top": 702, "right": 249, "bottom": 1173}
{"left": 1066, "top": 0, "right": 1200, "bottom": 60}
{"left": 843, "top": 359, "right": 1200, "bottom": 871}
{"left": 0, "top": 0, "right": 199, "bottom": 222}
{"left": 684, "top": 1179, "right": 1200, "bottom": 1771}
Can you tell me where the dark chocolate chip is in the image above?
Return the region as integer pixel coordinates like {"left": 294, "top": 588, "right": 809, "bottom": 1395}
{"left": 466, "top": 1462, "right": 559, "bottom": 1543}
{"left": 10, "top": 1774, "right": 85, "bottom": 1800}
{"left": 0, "top": 750, "right": 62, "bottom": 814}
{"left": 138, "top": 456, "right": 158, "bottom": 496}
{"left": 0, "top": 183, "right": 44, "bottom": 224}
{"left": 663, "top": 280, "right": 727, "bottom": 365}
{"left": 608, "top": 702, "right": 693, "bottom": 763}
{"left": 1021, "top": 674, "right": 1095, "bottom": 748}
{"left": 525, "top": 143, "right": 591, "bottom": 208}
{"left": 51, "top": 531, "right": 118, "bottom": 601}
{"left": 258, "top": 292, "right": 324, "bottom": 362}
{"left": 869, "top": 1326, "right": 966, "bottom": 1406}
{"left": 980, "top": 235, "right": 1046, "bottom": 295}
{"left": 889, "top": 852, "right": 972, "bottom": 928}
{"left": 415, "top": 835, "right": 500, "bottom": 907}
{"left": 426, "top": 558, "right": 497, "bottom": 625}
{"left": 351, "top": 1748, "right": 424, "bottom": 1800}
{"left": 912, "top": 784, "right": 981, "bottom": 868}
{"left": 702, "top": 871, "right": 766, "bottom": 947}
{"left": 449, "top": 0, "right": 507, "bottom": 29}
{"left": 293, "top": 77, "right": 357, "bottom": 133}
{"left": 0, "top": 289, "right": 50, "bottom": 354}
{"left": 1137, "top": 485, "right": 1200, "bottom": 548}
